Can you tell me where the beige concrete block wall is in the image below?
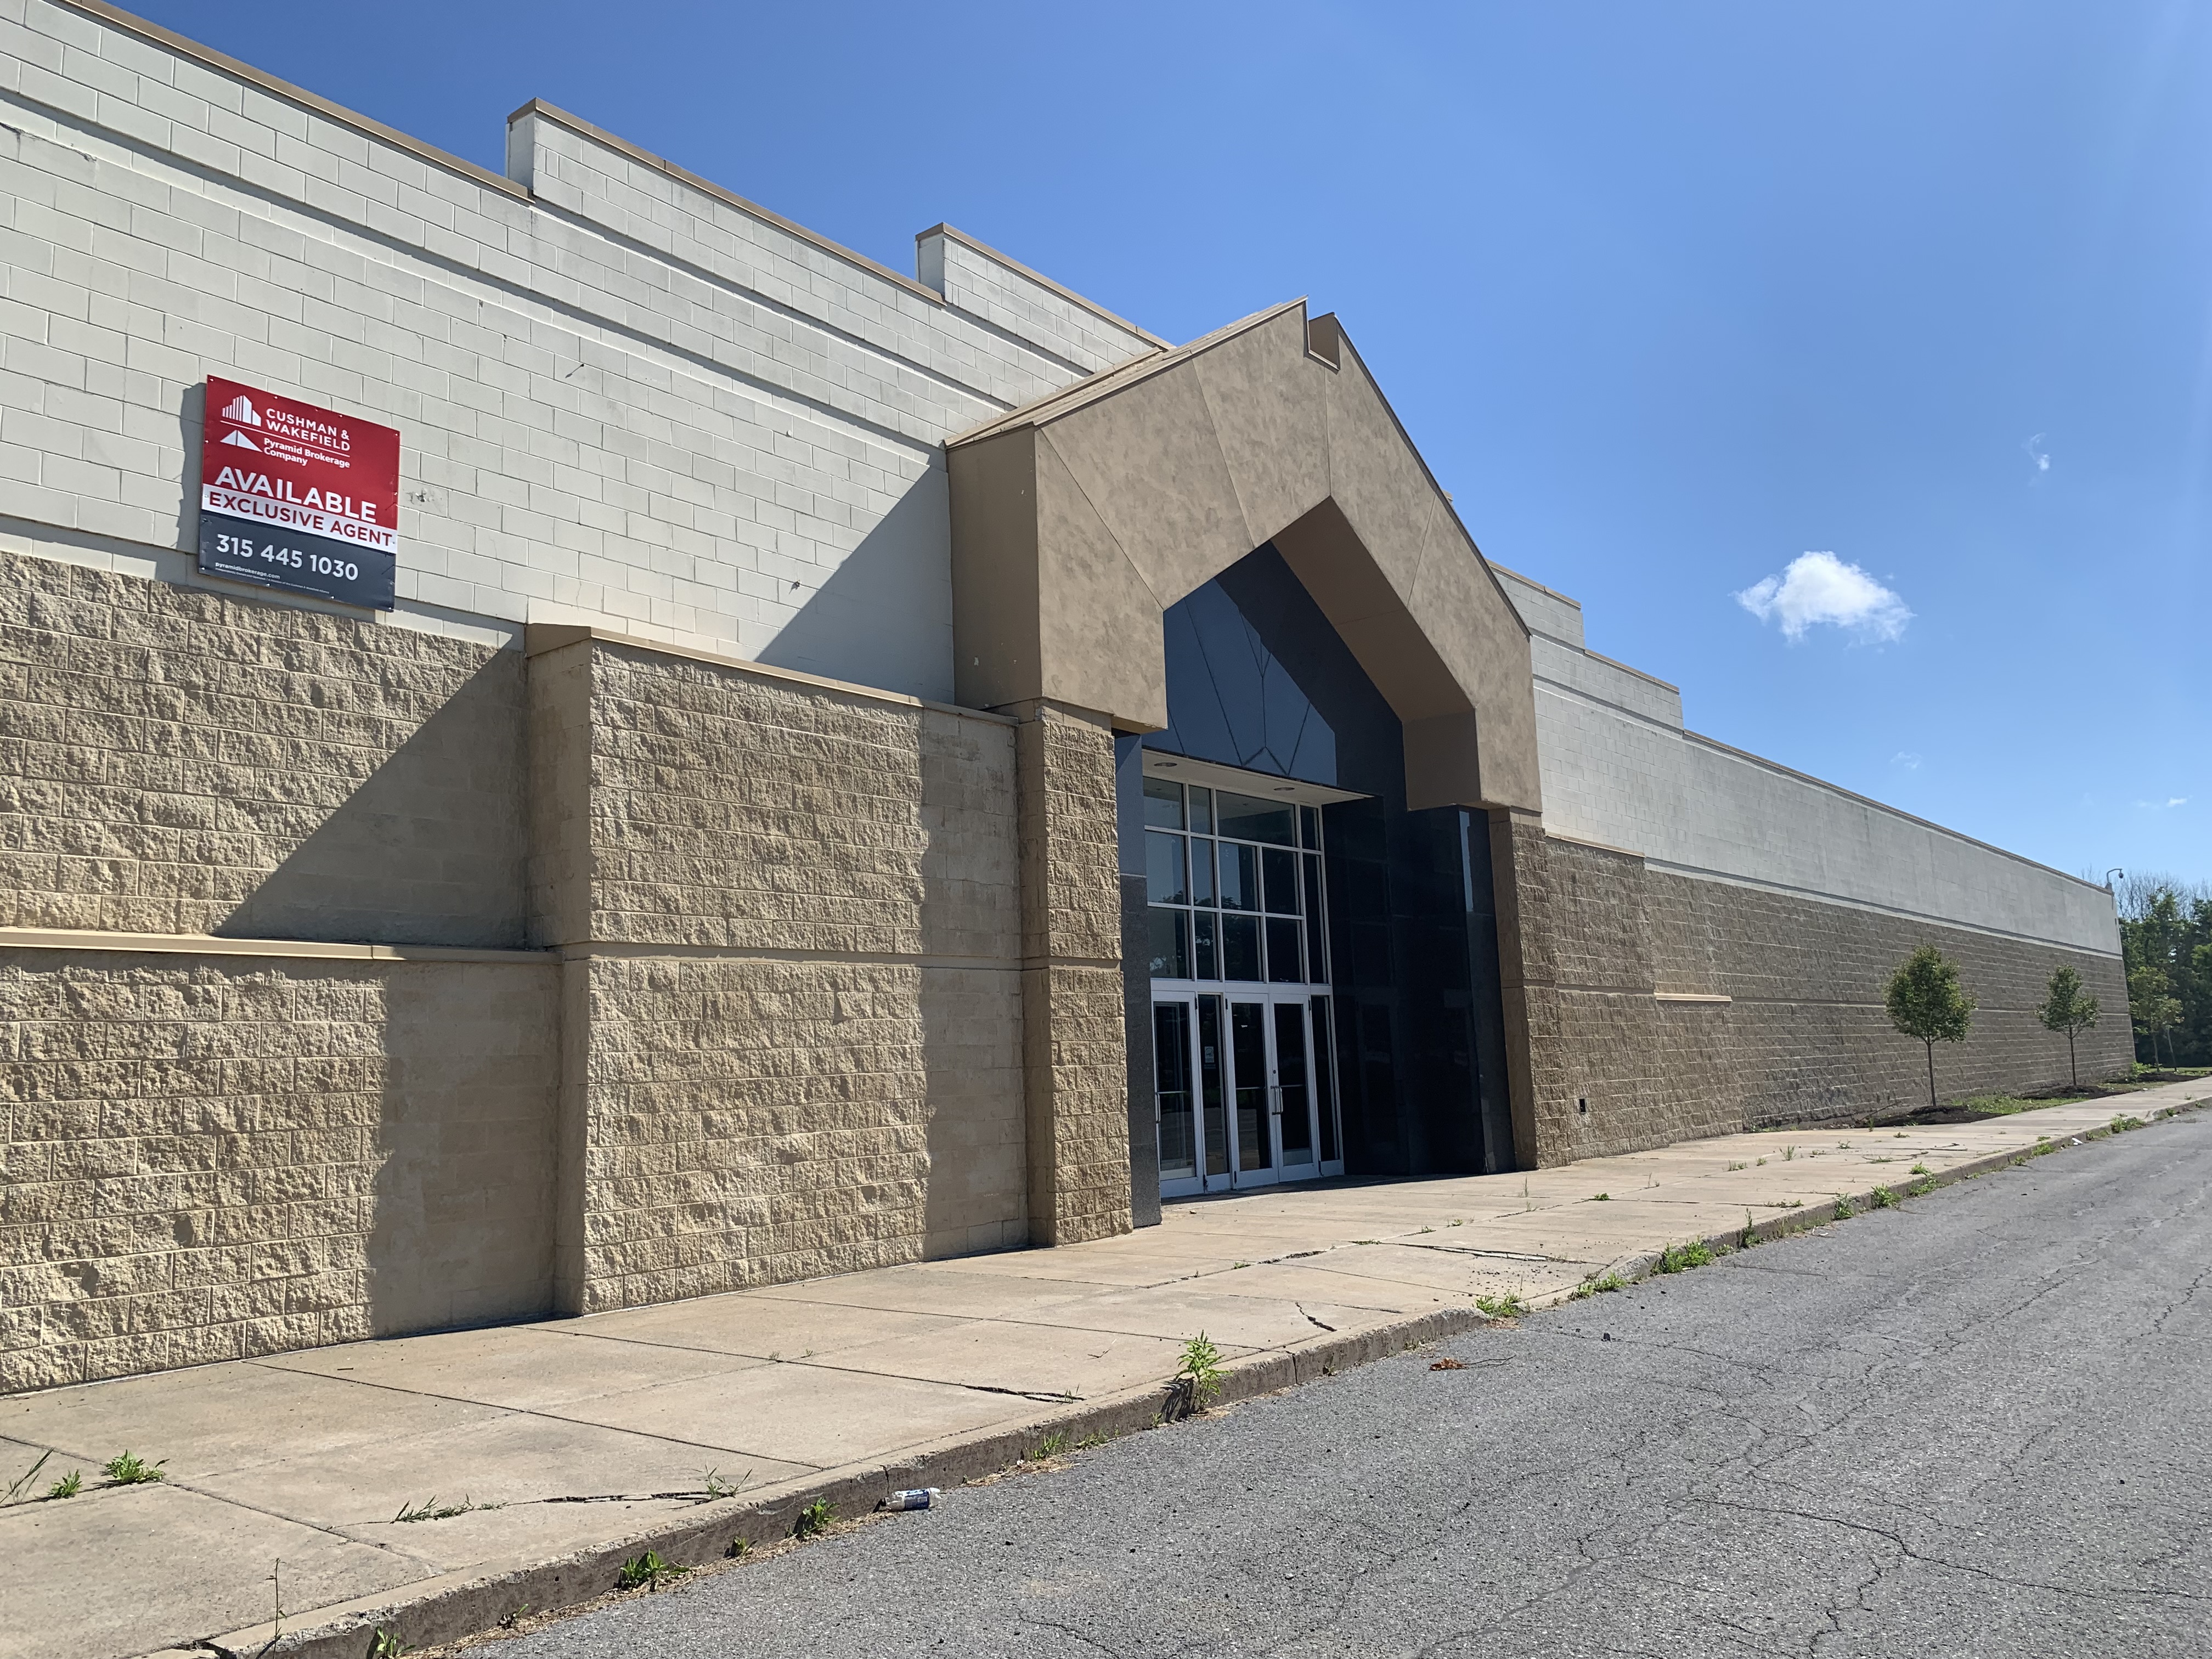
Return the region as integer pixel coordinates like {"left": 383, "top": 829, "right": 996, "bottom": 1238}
{"left": 0, "top": 550, "right": 528, "bottom": 947}
{"left": 1012, "top": 702, "right": 1131, "bottom": 1247}
{"left": 542, "top": 640, "right": 1028, "bottom": 1314}
{"left": 0, "top": 950, "right": 556, "bottom": 1393}
{"left": 1497, "top": 826, "right": 2136, "bottom": 1166}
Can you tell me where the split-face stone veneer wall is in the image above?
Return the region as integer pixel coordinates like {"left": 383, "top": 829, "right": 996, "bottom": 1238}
{"left": 1491, "top": 815, "right": 2136, "bottom": 1168}
{"left": 1, "top": 550, "right": 1131, "bottom": 1390}
{"left": 527, "top": 636, "right": 1131, "bottom": 1314}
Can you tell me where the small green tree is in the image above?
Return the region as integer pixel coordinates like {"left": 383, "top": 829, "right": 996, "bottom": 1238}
{"left": 2129, "top": 963, "right": 2182, "bottom": 1070}
{"left": 1887, "top": 945, "right": 1976, "bottom": 1110}
{"left": 2036, "top": 964, "right": 2100, "bottom": 1089}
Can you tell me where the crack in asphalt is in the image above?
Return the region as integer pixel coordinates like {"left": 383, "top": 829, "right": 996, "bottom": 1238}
{"left": 489, "top": 1112, "right": 2212, "bottom": 1659}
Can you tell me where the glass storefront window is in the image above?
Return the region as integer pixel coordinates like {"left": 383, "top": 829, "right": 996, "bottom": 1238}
{"left": 1143, "top": 776, "right": 1185, "bottom": 829}
{"left": 1147, "top": 773, "right": 1330, "bottom": 992}
{"left": 1221, "top": 912, "right": 1261, "bottom": 980}
{"left": 1149, "top": 907, "right": 1188, "bottom": 977}
{"left": 1218, "top": 842, "right": 1259, "bottom": 911}
{"left": 1302, "top": 852, "right": 1327, "bottom": 980}
{"left": 1311, "top": 995, "right": 1339, "bottom": 1163}
{"left": 1216, "top": 789, "right": 1295, "bottom": 846}
{"left": 1146, "top": 830, "right": 1188, "bottom": 906}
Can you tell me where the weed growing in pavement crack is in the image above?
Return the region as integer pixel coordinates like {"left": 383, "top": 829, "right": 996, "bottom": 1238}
{"left": 2112, "top": 1114, "right": 2147, "bottom": 1132}
{"left": 1833, "top": 1193, "right": 1858, "bottom": 1220}
{"left": 1570, "top": 1273, "right": 1627, "bottom": 1301}
{"left": 1871, "top": 1186, "right": 1898, "bottom": 1209}
{"left": 1727, "top": 1161, "right": 1747, "bottom": 1171}
{"left": 1785, "top": 1146, "right": 1798, "bottom": 1161}
{"left": 1909, "top": 1177, "right": 1937, "bottom": 1197}
{"left": 792, "top": 1499, "right": 835, "bottom": 1540}
{"left": 101, "top": 1452, "right": 164, "bottom": 1485}
{"left": 499, "top": 1605, "right": 532, "bottom": 1630}
{"left": 3, "top": 1451, "right": 51, "bottom": 1505}
{"left": 618, "top": 1551, "right": 688, "bottom": 1589}
{"left": 46, "top": 1469, "right": 81, "bottom": 1499}
{"left": 393, "top": 1496, "right": 502, "bottom": 1523}
{"left": 1739, "top": 1210, "right": 1761, "bottom": 1248}
{"left": 1476, "top": 1291, "right": 1530, "bottom": 1319}
{"left": 699, "top": 1467, "right": 741, "bottom": 1500}
{"left": 1910, "top": 1164, "right": 1931, "bottom": 1175}
{"left": 1028, "top": 1431, "right": 1071, "bottom": 1461}
{"left": 1656, "top": 1240, "right": 1721, "bottom": 1273}
{"left": 1590, "top": 1192, "right": 1611, "bottom": 1202}
{"left": 368, "top": 1627, "right": 411, "bottom": 1659}
{"left": 727, "top": 1538, "right": 752, "bottom": 1560}
{"left": 1176, "top": 1333, "right": 1226, "bottom": 1410}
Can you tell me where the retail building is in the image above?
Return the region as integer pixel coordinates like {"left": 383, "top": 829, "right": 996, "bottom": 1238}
{"left": 0, "top": 1, "right": 2130, "bottom": 1391}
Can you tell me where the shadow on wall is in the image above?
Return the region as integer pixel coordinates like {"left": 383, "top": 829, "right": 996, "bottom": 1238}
{"left": 365, "top": 961, "right": 560, "bottom": 1336}
{"left": 913, "top": 713, "right": 1029, "bottom": 1257}
{"left": 754, "top": 466, "right": 953, "bottom": 704}
{"left": 219, "top": 653, "right": 529, "bottom": 948}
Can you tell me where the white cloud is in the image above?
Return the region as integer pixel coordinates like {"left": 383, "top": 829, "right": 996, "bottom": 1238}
{"left": 1735, "top": 552, "right": 1912, "bottom": 642}
{"left": 2024, "top": 433, "right": 2050, "bottom": 475}
{"left": 1891, "top": 752, "right": 1922, "bottom": 770}
{"left": 2133, "top": 797, "right": 2190, "bottom": 810}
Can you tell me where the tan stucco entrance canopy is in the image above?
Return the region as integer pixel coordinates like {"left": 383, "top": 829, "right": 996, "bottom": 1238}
{"left": 945, "top": 300, "right": 1541, "bottom": 813}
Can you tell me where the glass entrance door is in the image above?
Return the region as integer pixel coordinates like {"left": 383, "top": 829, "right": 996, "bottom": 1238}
{"left": 1228, "top": 998, "right": 1275, "bottom": 1185}
{"left": 1158, "top": 988, "right": 1327, "bottom": 1196}
{"left": 1154, "top": 996, "right": 1197, "bottom": 1186}
{"left": 1144, "top": 771, "right": 1345, "bottom": 1199}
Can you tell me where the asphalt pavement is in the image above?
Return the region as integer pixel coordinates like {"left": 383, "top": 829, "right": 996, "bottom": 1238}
{"left": 489, "top": 1110, "right": 2212, "bottom": 1659}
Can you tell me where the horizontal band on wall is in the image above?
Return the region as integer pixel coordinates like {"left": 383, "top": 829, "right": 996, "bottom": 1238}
{"left": 0, "top": 927, "right": 551, "bottom": 965}
{"left": 524, "top": 623, "right": 1021, "bottom": 726}
{"left": 559, "top": 942, "right": 1030, "bottom": 970}
{"left": 0, "top": 931, "right": 1082, "bottom": 973}
{"left": 1645, "top": 859, "right": 2123, "bottom": 958}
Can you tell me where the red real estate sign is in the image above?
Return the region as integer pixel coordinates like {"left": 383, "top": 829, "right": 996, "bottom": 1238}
{"left": 196, "top": 376, "right": 400, "bottom": 609}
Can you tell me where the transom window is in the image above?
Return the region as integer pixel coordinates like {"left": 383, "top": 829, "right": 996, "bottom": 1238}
{"left": 1144, "top": 776, "right": 1328, "bottom": 985}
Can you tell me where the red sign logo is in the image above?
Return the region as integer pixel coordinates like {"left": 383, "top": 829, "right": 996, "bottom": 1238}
{"left": 199, "top": 376, "right": 399, "bottom": 554}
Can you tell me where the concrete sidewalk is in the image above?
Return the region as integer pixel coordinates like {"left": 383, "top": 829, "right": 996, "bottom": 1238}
{"left": 8, "top": 1080, "right": 2207, "bottom": 1659}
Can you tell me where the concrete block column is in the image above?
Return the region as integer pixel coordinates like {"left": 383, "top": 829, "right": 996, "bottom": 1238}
{"left": 1488, "top": 810, "right": 1548, "bottom": 1170}
{"left": 1009, "top": 701, "right": 1135, "bottom": 1246}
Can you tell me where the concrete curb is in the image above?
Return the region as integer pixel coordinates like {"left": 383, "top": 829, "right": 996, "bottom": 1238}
{"left": 201, "top": 1096, "right": 2207, "bottom": 1659}
{"left": 1559, "top": 1096, "right": 2208, "bottom": 1304}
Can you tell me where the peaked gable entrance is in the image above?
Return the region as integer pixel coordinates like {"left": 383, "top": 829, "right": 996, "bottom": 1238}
{"left": 945, "top": 300, "right": 1540, "bottom": 815}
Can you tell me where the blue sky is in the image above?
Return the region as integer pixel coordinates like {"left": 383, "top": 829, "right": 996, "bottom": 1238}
{"left": 139, "top": 1, "right": 2210, "bottom": 885}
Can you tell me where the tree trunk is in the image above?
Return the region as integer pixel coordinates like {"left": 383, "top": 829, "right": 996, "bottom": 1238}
{"left": 2067, "top": 1031, "right": 2078, "bottom": 1090}
{"left": 1925, "top": 1042, "right": 1937, "bottom": 1112}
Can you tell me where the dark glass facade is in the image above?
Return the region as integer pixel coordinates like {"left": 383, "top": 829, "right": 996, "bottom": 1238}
{"left": 1139, "top": 544, "right": 1518, "bottom": 1177}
